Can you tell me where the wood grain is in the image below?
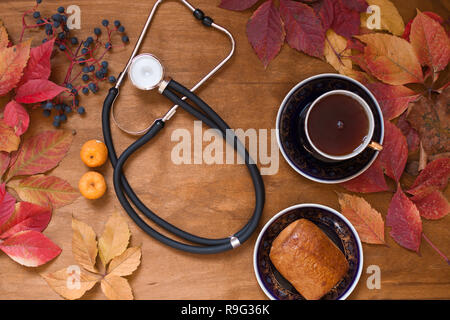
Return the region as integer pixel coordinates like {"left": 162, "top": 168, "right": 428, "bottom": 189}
{"left": 0, "top": 0, "right": 449, "bottom": 300}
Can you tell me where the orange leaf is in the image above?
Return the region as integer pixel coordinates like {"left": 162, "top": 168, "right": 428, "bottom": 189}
{"left": 356, "top": 33, "right": 423, "bottom": 85}
{"left": 338, "top": 193, "right": 385, "bottom": 244}
{"left": 0, "top": 26, "right": 8, "bottom": 49}
{"left": 0, "top": 119, "right": 20, "bottom": 153}
{"left": 0, "top": 40, "right": 31, "bottom": 96}
{"left": 72, "top": 217, "right": 98, "bottom": 274}
{"left": 101, "top": 275, "right": 133, "bottom": 300}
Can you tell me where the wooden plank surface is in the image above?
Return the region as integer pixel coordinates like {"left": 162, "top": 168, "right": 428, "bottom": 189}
{"left": 0, "top": 0, "right": 449, "bottom": 300}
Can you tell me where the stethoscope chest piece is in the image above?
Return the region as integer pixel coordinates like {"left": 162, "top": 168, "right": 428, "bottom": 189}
{"left": 129, "top": 53, "right": 165, "bottom": 91}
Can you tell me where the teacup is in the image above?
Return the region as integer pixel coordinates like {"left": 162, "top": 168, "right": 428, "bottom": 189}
{"left": 303, "top": 90, "right": 383, "bottom": 162}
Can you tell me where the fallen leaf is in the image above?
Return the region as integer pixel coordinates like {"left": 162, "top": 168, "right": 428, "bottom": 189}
{"left": 0, "top": 40, "right": 31, "bottom": 96}
{"left": 246, "top": 1, "right": 285, "bottom": 68}
{"left": 396, "top": 115, "right": 420, "bottom": 153}
{"left": 378, "top": 120, "right": 408, "bottom": 182}
{"left": 338, "top": 193, "right": 385, "bottom": 244}
{"left": 219, "top": 0, "right": 259, "bottom": 11}
{"left": 341, "top": 0, "right": 368, "bottom": 12}
{"left": 3, "top": 100, "right": 30, "bottom": 136}
{"left": 361, "top": 0, "right": 404, "bottom": 36}
{"left": 15, "top": 79, "right": 67, "bottom": 104}
{"left": 101, "top": 275, "right": 133, "bottom": 300}
{"left": 407, "top": 89, "right": 449, "bottom": 154}
{"left": 356, "top": 33, "right": 424, "bottom": 85}
{"left": 72, "top": 217, "right": 98, "bottom": 273}
{"left": 0, "top": 26, "right": 8, "bottom": 49}
{"left": 0, "top": 201, "right": 51, "bottom": 239}
{"left": 407, "top": 158, "right": 450, "bottom": 196}
{"left": 13, "top": 174, "right": 78, "bottom": 208}
{"left": 0, "top": 183, "right": 15, "bottom": 226}
{"left": 365, "top": 82, "right": 420, "bottom": 120}
{"left": 107, "top": 247, "right": 142, "bottom": 277}
{"left": 6, "top": 130, "right": 73, "bottom": 180}
{"left": 410, "top": 10, "right": 450, "bottom": 76}
{"left": 313, "top": 0, "right": 334, "bottom": 31}
{"left": 280, "top": 0, "right": 325, "bottom": 58}
{"left": 386, "top": 184, "right": 422, "bottom": 252}
{"left": 340, "top": 158, "right": 388, "bottom": 193}
{"left": 41, "top": 267, "right": 99, "bottom": 300}
{"left": 98, "top": 211, "right": 130, "bottom": 266}
{"left": 0, "top": 120, "right": 20, "bottom": 153}
{"left": 324, "top": 29, "right": 352, "bottom": 73}
{"left": 0, "top": 151, "right": 9, "bottom": 177}
{"left": 411, "top": 189, "right": 449, "bottom": 220}
{"left": 20, "top": 38, "right": 55, "bottom": 84}
{"left": 0, "top": 230, "right": 61, "bottom": 267}
{"left": 403, "top": 11, "right": 445, "bottom": 41}
{"left": 331, "top": 0, "right": 361, "bottom": 39}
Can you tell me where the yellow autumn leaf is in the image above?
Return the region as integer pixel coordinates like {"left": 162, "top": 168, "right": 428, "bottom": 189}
{"left": 41, "top": 267, "right": 99, "bottom": 300}
{"left": 324, "top": 29, "right": 352, "bottom": 73}
{"left": 72, "top": 217, "right": 98, "bottom": 273}
{"left": 361, "top": 0, "right": 405, "bottom": 36}
{"left": 101, "top": 275, "right": 133, "bottom": 300}
{"left": 98, "top": 211, "right": 130, "bottom": 267}
{"left": 107, "top": 246, "right": 142, "bottom": 277}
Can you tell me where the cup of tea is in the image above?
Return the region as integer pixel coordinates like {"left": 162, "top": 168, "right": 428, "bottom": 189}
{"left": 304, "top": 90, "right": 383, "bottom": 162}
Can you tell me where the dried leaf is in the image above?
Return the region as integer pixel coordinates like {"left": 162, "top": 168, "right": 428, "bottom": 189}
{"left": 41, "top": 267, "right": 99, "bottom": 300}
{"left": 356, "top": 33, "right": 424, "bottom": 85}
{"left": 0, "top": 119, "right": 20, "bottom": 153}
{"left": 340, "top": 158, "right": 388, "bottom": 193}
{"left": 0, "top": 230, "right": 61, "bottom": 267}
{"left": 280, "top": 0, "right": 325, "bottom": 58}
{"left": 3, "top": 100, "right": 30, "bottom": 136}
{"left": 410, "top": 10, "right": 450, "bottom": 75}
{"left": 0, "top": 201, "right": 51, "bottom": 239}
{"left": 0, "top": 40, "right": 31, "bottom": 96}
{"left": 331, "top": 0, "right": 361, "bottom": 39}
{"left": 13, "top": 174, "right": 78, "bottom": 208}
{"left": 72, "top": 218, "right": 98, "bottom": 273}
{"left": 397, "top": 115, "right": 420, "bottom": 153}
{"left": 313, "top": 0, "right": 334, "bottom": 31}
{"left": 403, "top": 11, "right": 445, "bottom": 42}
{"left": 324, "top": 29, "right": 352, "bottom": 73}
{"left": 411, "top": 189, "right": 449, "bottom": 220}
{"left": 20, "top": 38, "right": 55, "bottom": 84}
{"left": 361, "top": 0, "right": 404, "bottom": 36}
{"left": 341, "top": 0, "right": 368, "bottom": 12}
{"left": 219, "top": 0, "right": 259, "bottom": 11}
{"left": 378, "top": 120, "right": 408, "bottom": 182}
{"left": 0, "top": 183, "right": 15, "bottom": 226}
{"left": 98, "top": 212, "right": 130, "bottom": 266}
{"left": 246, "top": 0, "right": 285, "bottom": 68}
{"left": 0, "top": 26, "right": 8, "bottom": 49}
{"left": 6, "top": 130, "right": 73, "bottom": 180}
{"left": 15, "top": 79, "right": 67, "bottom": 104}
{"left": 338, "top": 193, "right": 385, "bottom": 244}
{"left": 407, "top": 158, "right": 450, "bottom": 196}
{"left": 386, "top": 184, "right": 422, "bottom": 252}
{"left": 0, "top": 151, "right": 10, "bottom": 177}
{"left": 101, "top": 275, "right": 133, "bottom": 300}
{"left": 107, "top": 247, "right": 141, "bottom": 277}
{"left": 365, "top": 82, "right": 420, "bottom": 120}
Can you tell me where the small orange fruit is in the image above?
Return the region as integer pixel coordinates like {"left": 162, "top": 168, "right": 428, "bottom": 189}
{"left": 80, "top": 140, "right": 108, "bottom": 167}
{"left": 79, "top": 171, "right": 107, "bottom": 200}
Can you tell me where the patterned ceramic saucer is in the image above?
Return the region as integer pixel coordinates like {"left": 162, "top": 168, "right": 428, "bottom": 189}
{"left": 276, "top": 73, "right": 384, "bottom": 184}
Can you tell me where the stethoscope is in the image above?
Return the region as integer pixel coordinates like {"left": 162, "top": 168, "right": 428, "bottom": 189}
{"left": 102, "top": 0, "right": 265, "bottom": 254}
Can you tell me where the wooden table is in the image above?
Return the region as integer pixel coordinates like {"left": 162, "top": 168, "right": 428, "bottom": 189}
{"left": 0, "top": 0, "right": 449, "bottom": 300}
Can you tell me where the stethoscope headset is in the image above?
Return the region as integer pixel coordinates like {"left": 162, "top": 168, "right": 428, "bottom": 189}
{"left": 102, "top": 0, "right": 265, "bottom": 254}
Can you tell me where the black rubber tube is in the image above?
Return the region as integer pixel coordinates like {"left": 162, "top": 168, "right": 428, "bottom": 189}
{"left": 102, "top": 83, "right": 265, "bottom": 254}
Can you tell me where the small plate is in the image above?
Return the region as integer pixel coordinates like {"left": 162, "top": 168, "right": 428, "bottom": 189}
{"left": 276, "top": 74, "right": 384, "bottom": 184}
{"left": 253, "top": 204, "right": 363, "bottom": 300}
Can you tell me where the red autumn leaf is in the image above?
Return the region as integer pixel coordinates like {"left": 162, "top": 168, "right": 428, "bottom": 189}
{"left": 15, "top": 79, "right": 67, "bottom": 104}
{"left": 411, "top": 189, "right": 449, "bottom": 220}
{"left": 312, "top": 0, "right": 334, "bottom": 31}
{"left": 403, "top": 11, "right": 445, "bottom": 42}
{"left": 407, "top": 158, "right": 450, "bottom": 196}
{"left": 340, "top": 158, "right": 388, "bottom": 193}
{"left": 386, "top": 184, "right": 422, "bottom": 252}
{"left": 365, "top": 82, "right": 420, "bottom": 120}
{"left": 219, "top": 0, "right": 260, "bottom": 11}
{"left": 397, "top": 115, "right": 420, "bottom": 154}
{"left": 3, "top": 100, "right": 30, "bottom": 136}
{"left": 378, "top": 120, "right": 408, "bottom": 182}
{"left": 331, "top": 0, "right": 361, "bottom": 39}
{"left": 280, "top": 0, "right": 325, "bottom": 58}
{"left": 338, "top": 193, "right": 385, "bottom": 244}
{"left": 0, "top": 183, "right": 15, "bottom": 227}
{"left": 20, "top": 38, "right": 55, "bottom": 85}
{"left": 341, "top": 0, "right": 368, "bottom": 12}
{"left": 0, "top": 201, "right": 51, "bottom": 239}
{"left": 0, "top": 40, "right": 31, "bottom": 96}
{"left": 6, "top": 130, "right": 73, "bottom": 180}
{"left": 0, "top": 230, "right": 61, "bottom": 267}
{"left": 0, "top": 151, "right": 10, "bottom": 177}
{"left": 356, "top": 33, "right": 424, "bottom": 85}
{"left": 410, "top": 10, "right": 450, "bottom": 77}
{"left": 0, "top": 119, "right": 20, "bottom": 153}
{"left": 246, "top": 1, "right": 285, "bottom": 68}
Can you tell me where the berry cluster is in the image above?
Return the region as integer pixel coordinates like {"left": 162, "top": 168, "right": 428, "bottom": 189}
{"left": 21, "top": 0, "right": 130, "bottom": 127}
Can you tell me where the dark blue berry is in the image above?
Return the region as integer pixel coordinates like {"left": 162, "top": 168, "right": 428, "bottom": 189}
{"left": 52, "top": 14, "right": 62, "bottom": 22}
{"left": 53, "top": 21, "right": 60, "bottom": 28}
{"left": 44, "top": 102, "right": 53, "bottom": 110}
{"left": 57, "top": 7, "right": 65, "bottom": 13}
{"left": 66, "top": 83, "right": 73, "bottom": 89}
{"left": 118, "top": 26, "right": 125, "bottom": 33}
{"left": 78, "top": 58, "right": 86, "bottom": 65}
{"left": 105, "top": 42, "right": 112, "bottom": 49}
{"left": 74, "top": 99, "right": 79, "bottom": 106}
{"left": 43, "top": 109, "right": 51, "bottom": 117}
{"left": 82, "top": 87, "right": 89, "bottom": 95}
{"left": 62, "top": 15, "right": 68, "bottom": 23}
{"left": 59, "top": 44, "right": 66, "bottom": 51}
{"left": 60, "top": 114, "right": 67, "bottom": 122}
{"left": 54, "top": 115, "right": 60, "bottom": 121}
{"left": 114, "top": 20, "right": 121, "bottom": 27}
{"left": 64, "top": 105, "right": 72, "bottom": 113}
{"left": 33, "top": 11, "right": 41, "bottom": 19}
{"left": 121, "top": 35, "right": 129, "bottom": 43}
{"left": 102, "top": 19, "right": 109, "bottom": 27}
{"left": 83, "top": 66, "right": 90, "bottom": 73}
{"left": 95, "top": 71, "right": 104, "bottom": 79}
{"left": 71, "top": 37, "right": 78, "bottom": 45}
{"left": 36, "top": 19, "right": 44, "bottom": 24}
{"left": 89, "top": 65, "right": 95, "bottom": 72}
{"left": 101, "top": 61, "right": 108, "bottom": 68}
{"left": 71, "top": 88, "right": 78, "bottom": 95}
{"left": 86, "top": 36, "right": 94, "bottom": 43}
{"left": 53, "top": 120, "right": 60, "bottom": 127}
{"left": 94, "top": 28, "right": 101, "bottom": 36}
{"left": 58, "top": 32, "right": 65, "bottom": 40}
{"left": 109, "top": 76, "right": 116, "bottom": 83}
{"left": 77, "top": 106, "right": 85, "bottom": 114}
{"left": 55, "top": 104, "right": 62, "bottom": 111}
{"left": 81, "top": 48, "right": 89, "bottom": 55}
{"left": 88, "top": 83, "right": 97, "bottom": 92}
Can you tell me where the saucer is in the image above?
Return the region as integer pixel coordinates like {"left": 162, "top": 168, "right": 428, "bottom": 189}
{"left": 276, "top": 74, "right": 384, "bottom": 184}
{"left": 253, "top": 204, "right": 363, "bottom": 300}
